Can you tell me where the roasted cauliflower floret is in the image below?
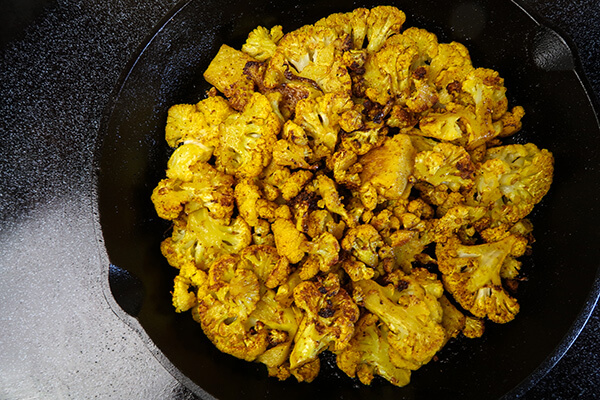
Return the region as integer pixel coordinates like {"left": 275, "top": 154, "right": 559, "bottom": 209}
{"left": 216, "top": 92, "right": 282, "bottom": 178}
{"left": 249, "top": 288, "right": 301, "bottom": 377}
{"left": 152, "top": 147, "right": 236, "bottom": 221}
{"left": 358, "top": 133, "right": 416, "bottom": 208}
{"left": 436, "top": 234, "right": 527, "bottom": 323}
{"left": 466, "top": 143, "right": 554, "bottom": 227}
{"left": 165, "top": 142, "right": 212, "bottom": 181}
{"left": 305, "top": 232, "right": 341, "bottom": 273}
{"left": 242, "top": 25, "right": 284, "bottom": 61}
{"left": 439, "top": 294, "right": 467, "bottom": 344}
{"left": 269, "top": 24, "right": 352, "bottom": 95}
{"left": 428, "top": 41, "right": 474, "bottom": 91}
{"left": 362, "top": 39, "right": 418, "bottom": 105}
{"left": 203, "top": 44, "right": 256, "bottom": 110}
{"left": 234, "top": 178, "right": 263, "bottom": 227}
{"left": 272, "top": 120, "right": 316, "bottom": 169}
{"left": 192, "top": 255, "right": 267, "bottom": 361}
{"left": 289, "top": 273, "right": 360, "bottom": 369}
{"left": 365, "top": 6, "right": 406, "bottom": 53}
{"left": 313, "top": 174, "right": 354, "bottom": 227}
{"left": 160, "top": 206, "right": 252, "bottom": 270}
{"left": 417, "top": 107, "right": 470, "bottom": 142}
{"left": 238, "top": 245, "right": 290, "bottom": 289}
{"left": 172, "top": 274, "right": 201, "bottom": 313}
{"left": 336, "top": 313, "right": 411, "bottom": 386}
{"left": 165, "top": 95, "right": 233, "bottom": 149}
{"left": 341, "top": 224, "right": 384, "bottom": 268}
{"left": 151, "top": 179, "right": 193, "bottom": 221}
{"left": 341, "top": 257, "right": 375, "bottom": 282}
{"left": 414, "top": 142, "right": 475, "bottom": 192}
{"left": 361, "top": 27, "right": 437, "bottom": 108}
{"left": 327, "top": 149, "right": 363, "bottom": 189}
{"left": 497, "top": 105, "right": 525, "bottom": 138}
{"left": 294, "top": 92, "right": 356, "bottom": 160}
{"left": 315, "top": 8, "right": 370, "bottom": 49}
{"left": 260, "top": 162, "right": 314, "bottom": 201}
{"left": 338, "top": 121, "right": 388, "bottom": 156}
{"left": 462, "top": 68, "right": 508, "bottom": 121}
{"left": 353, "top": 268, "right": 446, "bottom": 370}
{"left": 305, "top": 209, "right": 346, "bottom": 240}
{"left": 271, "top": 218, "right": 308, "bottom": 264}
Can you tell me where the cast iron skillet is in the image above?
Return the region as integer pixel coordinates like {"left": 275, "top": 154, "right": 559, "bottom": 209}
{"left": 96, "top": 0, "right": 600, "bottom": 398}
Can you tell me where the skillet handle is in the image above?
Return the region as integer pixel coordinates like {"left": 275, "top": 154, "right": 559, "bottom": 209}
{"left": 108, "top": 264, "right": 145, "bottom": 317}
{"left": 531, "top": 25, "right": 575, "bottom": 71}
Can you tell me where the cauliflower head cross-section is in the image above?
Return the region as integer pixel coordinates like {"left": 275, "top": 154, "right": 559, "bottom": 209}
{"left": 436, "top": 235, "right": 527, "bottom": 323}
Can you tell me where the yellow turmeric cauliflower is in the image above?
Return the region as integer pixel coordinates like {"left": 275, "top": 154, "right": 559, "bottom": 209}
{"left": 215, "top": 92, "right": 281, "bottom": 178}
{"left": 436, "top": 235, "right": 527, "bottom": 323}
{"left": 353, "top": 268, "right": 446, "bottom": 370}
{"left": 466, "top": 143, "right": 554, "bottom": 228}
{"left": 151, "top": 5, "right": 554, "bottom": 389}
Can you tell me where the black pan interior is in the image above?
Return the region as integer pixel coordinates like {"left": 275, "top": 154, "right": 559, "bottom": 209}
{"left": 97, "top": 0, "right": 600, "bottom": 398}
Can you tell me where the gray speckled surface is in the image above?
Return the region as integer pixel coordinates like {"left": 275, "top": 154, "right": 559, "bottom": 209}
{"left": 1, "top": 0, "right": 599, "bottom": 399}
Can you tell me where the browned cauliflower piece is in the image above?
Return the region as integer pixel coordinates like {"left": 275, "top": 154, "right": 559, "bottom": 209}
{"left": 361, "top": 26, "right": 437, "bottom": 108}
{"left": 203, "top": 45, "right": 257, "bottom": 111}
{"left": 172, "top": 269, "right": 206, "bottom": 313}
{"left": 362, "top": 39, "right": 418, "bottom": 106}
{"left": 340, "top": 257, "right": 375, "bottom": 282}
{"left": 249, "top": 288, "right": 301, "bottom": 377}
{"left": 497, "top": 105, "right": 525, "bottom": 138}
{"left": 313, "top": 174, "right": 354, "bottom": 227}
{"left": 413, "top": 142, "right": 476, "bottom": 192}
{"left": 271, "top": 218, "right": 308, "bottom": 264}
{"left": 364, "top": 6, "right": 406, "bottom": 53}
{"left": 192, "top": 255, "right": 268, "bottom": 361}
{"left": 151, "top": 143, "right": 235, "bottom": 221}
{"left": 272, "top": 120, "right": 316, "bottom": 169}
{"left": 466, "top": 143, "right": 554, "bottom": 228}
{"left": 242, "top": 25, "right": 284, "bottom": 61}
{"left": 305, "top": 232, "right": 341, "bottom": 274}
{"left": 387, "top": 229, "right": 432, "bottom": 273}
{"left": 289, "top": 273, "right": 360, "bottom": 369}
{"left": 293, "top": 92, "right": 356, "bottom": 160}
{"left": 314, "top": 8, "right": 370, "bottom": 49}
{"left": 336, "top": 313, "right": 411, "bottom": 386}
{"left": 463, "top": 316, "right": 486, "bottom": 338}
{"left": 341, "top": 224, "right": 384, "bottom": 268}
{"left": 260, "top": 163, "right": 314, "bottom": 201}
{"left": 238, "top": 245, "right": 290, "bottom": 289}
{"left": 338, "top": 121, "right": 388, "bottom": 156}
{"left": 428, "top": 41, "right": 474, "bottom": 92}
{"left": 439, "top": 295, "right": 466, "bottom": 344}
{"left": 252, "top": 219, "right": 275, "bottom": 246}
{"left": 353, "top": 268, "right": 446, "bottom": 370}
{"left": 358, "top": 133, "right": 416, "bottom": 208}
{"left": 436, "top": 234, "right": 528, "bottom": 323}
{"left": 305, "top": 209, "right": 346, "bottom": 240}
{"left": 462, "top": 68, "right": 508, "bottom": 121}
{"left": 418, "top": 68, "right": 514, "bottom": 149}
{"left": 215, "top": 92, "right": 282, "bottom": 179}
{"left": 267, "top": 24, "right": 352, "bottom": 95}
{"left": 160, "top": 206, "right": 252, "bottom": 270}
{"left": 327, "top": 149, "right": 363, "bottom": 190}
{"left": 165, "top": 95, "right": 233, "bottom": 150}
{"left": 417, "top": 106, "right": 471, "bottom": 142}
{"left": 234, "top": 178, "right": 263, "bottom": 227}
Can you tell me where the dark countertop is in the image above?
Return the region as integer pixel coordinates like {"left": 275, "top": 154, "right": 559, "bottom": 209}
{"left": 1, "top": 0, "right": 598, "bottom": 399}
